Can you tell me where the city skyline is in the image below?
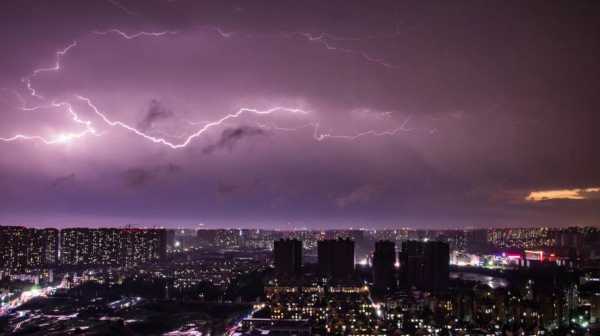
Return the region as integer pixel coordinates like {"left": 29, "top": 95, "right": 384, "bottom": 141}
{"left": 1, "top": 1, "right": 600, "bottom": 229}
{"left": 2, "top": 221, "right": 599, "bottom": 334}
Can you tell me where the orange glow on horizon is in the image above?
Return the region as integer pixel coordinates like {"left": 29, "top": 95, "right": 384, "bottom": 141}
{"left": 526, "top": 187, "right": 600, "bottom": 202}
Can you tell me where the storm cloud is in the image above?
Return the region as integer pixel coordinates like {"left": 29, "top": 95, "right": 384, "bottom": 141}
{"left": 202, "top": 126, "right": 268, "bottom": 155}
{"left": 137, "top": 100, "right": 175, "bottom": 131}
{"left": 0, "top": 0, "right": 599, "bottom": 228}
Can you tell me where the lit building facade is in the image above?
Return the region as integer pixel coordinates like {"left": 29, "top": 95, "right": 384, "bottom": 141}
{"left": 0, "top": 226, "right": 58, "bottom": 269}
{"left": 60, "top": 228, "right": 166, "bottom": 267}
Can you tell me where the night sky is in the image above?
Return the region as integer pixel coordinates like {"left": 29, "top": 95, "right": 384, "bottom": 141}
{"left": 1, "top": 1, "right": 599, "bottom": 229}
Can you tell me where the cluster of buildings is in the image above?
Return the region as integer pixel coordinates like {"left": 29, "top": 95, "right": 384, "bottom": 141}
{"left": 64, "top": 251, "right": 269, "bottom": 301}
{"left": 191, "top": 227, "right": 600, "bottom": 266}
{"left": 0, "top": 227, "right": 59, "bottom": 269}
{"left": 0, "top": 226, "right": 167, "bottom": 270}
{"left": 273, "top": 238, "right": 449, "bottom": 293}
{"left": 471, "top": 227, "right": 600, "bottom": 257}
{"left": 237, "top": 236, "right": 599, "bottom": 335}
{"left": 273, "top": 238, "right": 360, "bottom": 281}
{"left": 2, "top": 226, "right": 600, "bottom": 335}
{"left": 234, "top": 238, "right": 451, "bottom": 335}
{"left": 258, "top": 239, "right": 383, "bottom": 334}
{"left": 164, "top": 250, "right": 270, "bottom": 296}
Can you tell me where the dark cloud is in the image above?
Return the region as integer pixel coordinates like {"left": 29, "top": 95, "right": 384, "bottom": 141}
{"left": 217, "top": 181, "right": 240, "bottom": 195}
{"left": 123, "top": 168, "right": 156, "bottom": 188}
{"left": 202, "top": 126, "right": 268, "bottom": 155}
{"left": 336, "top": 184, "right": 381, "bottom": 209}
{"left": 165, "top": 163, "right": 182, "bottom": 174}
{"left": 1, "top": 1, "right": 599, "bottom": 228}
{"left": 51, "top": 173, "right": 76, "bottom": 188}
{"left": 215, "top": 177, "right": 264, "bottom": 199}
{"left": 137, "top": 100, "right": 174, "bottom": 131}
{"left": 123, "top": 163, "right": 182, "bottom": 188}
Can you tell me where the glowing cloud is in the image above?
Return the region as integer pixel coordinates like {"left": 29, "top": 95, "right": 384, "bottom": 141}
{"left": 526, "top": 187, "right": 600, "bottom": 202}
{"left": 1, "top": 27, "right": 421, "bottom": 149}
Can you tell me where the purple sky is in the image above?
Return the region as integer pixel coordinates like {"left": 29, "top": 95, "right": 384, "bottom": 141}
{"left": 1, "top": 0, "right": 599, "bottom": 229}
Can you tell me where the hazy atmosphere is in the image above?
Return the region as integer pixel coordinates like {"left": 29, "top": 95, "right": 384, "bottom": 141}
{"left": 1, "top": 0, "right": 599, "bottom": 228}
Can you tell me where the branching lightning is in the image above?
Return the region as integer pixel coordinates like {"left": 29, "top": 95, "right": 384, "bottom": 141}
{"left": 92, "top": 29, "right": 178, "bottom": 39}
{"left": 75, "top": 94, "right": 307, "bottom": 149}
{"left": 2, "top": 25, "right": 416, "bottom": 148}
{"left": 312, "top": 116, "right": 412, "bottom": 141}
{"left": 220, "top": 29, "right": 401, "bottom": 68}
{"left": 0, "top": 100, "right": 98, "bottom": 145}
{"left": 286, "top": 32, "right": 401, "bottom": 69}
{"left": 257, "top": 116, "right": 412, "bottom": 142}
{"left": 22, "top": 41, "right": 77, "bottom": 99}
{"left": 92, "top": 25, "right": 237, "bottom": 40}
{"left": 106, "top": 0, "right": 139, "bottom": 16}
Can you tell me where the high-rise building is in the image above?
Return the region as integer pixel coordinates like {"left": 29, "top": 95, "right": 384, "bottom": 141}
{"left": 0, "top": 226, "right": 28, "bottom": 269}
{"left": 196, "top": 229, "right": 218, "bottom": 247}
{"left": 0, "top": 226, "right": 58, "bottom": 269}
{"left": 398, "top": 240, "right": 423, "bottom": 289}
{"left": 95, "top": 229, "right": 125, "bottom": 265}
{"left": 422, "top": 241, "right": 449, "bottom": 292}
{"left": 29, "top": 228, "right": 59, "bottom": 267}
{"left": 60, "top": 228, "right": 166, "bottom": 267}
{"left": 273, "top": 238, "right": 303, "bottom": 277}
{"left": 401, "top": 240, "right": 425, "bottom": 257}
{"left": 60, "top": 228, "right": 98, "bottom": 266}
{"left": 318, "top": 238, "right": 354, "bottom": 279}
{"left": 122, "top": 229, "right": 167, "bottom": 268}
{"left": 58, "top": 228, "right": 122, "bottom": 266}
{"left": 372, "top": 240, "right": 396, "bottom": 292}
{"left": 166, "top": 229, "right": 177, "bottom": 249}
{"left": 465, "top": 229, "right": 489, "bottom": 251}
{"left": 399, "top": 240, "right": 449, "bottom": 292}
{"left": 201, "top": 229, "right": 243, "bottom": 248}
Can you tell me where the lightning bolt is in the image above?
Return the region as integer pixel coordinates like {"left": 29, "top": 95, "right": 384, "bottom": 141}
{"left": 312, "top": 116, "right": 412, "bottom": 141}
{"left": 106, "top": 0, "right": 139, "bottom": 16}
{"left": 2, "top": 26, "right": 417, "bottom": 148}
{"left": 286, "top": 32, "right": 401, "bottom": 69}
{"left": 22, "top": 41, "right": 78, "bottom": 99}
{"left": 92, "top": 29, "right": 178, "bottom": 39}
{"left": 75, "top": 95, "right": 307, "bottom": 149}
{"left": 0, "top": 100, "right": 98, "bottom": 145}
{"left": 214, "top": 28, "right": 401, "bottom": 68}
{"left": 0, "top": 131, "right": 93, "bottom": 145}
{"left": 300, "top": 28, "right": 402, "bottom": 42}
{"left": 92, "top": 26, "right": 398, "bottom": 67}
{"left": 257, "top": 116, "right": 412, "bottom": 141}
{"left": 206, "top": 26, "right": 235, "bottom": 38}
{"left": 92, "top": 25, "right": 400, "bottom": 68}
{"left": 91, "top": 25, "right": 236, "bottom": 39}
